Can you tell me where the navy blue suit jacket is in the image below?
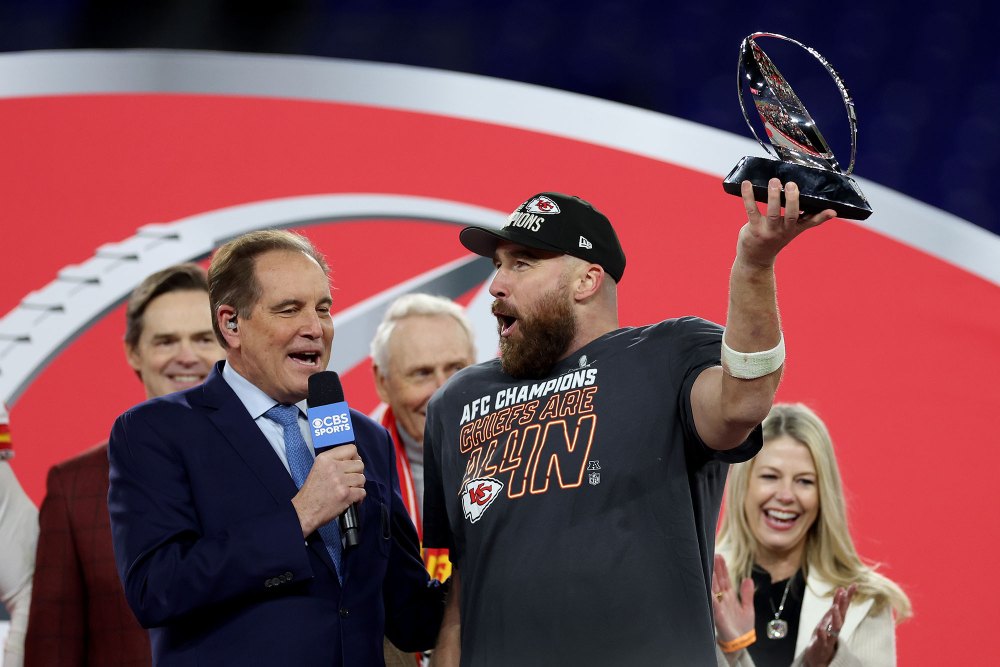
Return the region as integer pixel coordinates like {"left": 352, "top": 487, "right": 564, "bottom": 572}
{"left": 108, "top": 363, "right": 443, "bottom": 666}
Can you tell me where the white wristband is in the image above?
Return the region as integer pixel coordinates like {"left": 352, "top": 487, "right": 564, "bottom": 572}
{"left": 721, "top": 333, "right": 785, "bottom": 379}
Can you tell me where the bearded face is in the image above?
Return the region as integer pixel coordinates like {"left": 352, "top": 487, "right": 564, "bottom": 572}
{"left": 493, "top": 286, "right": 576, "bottom": 379}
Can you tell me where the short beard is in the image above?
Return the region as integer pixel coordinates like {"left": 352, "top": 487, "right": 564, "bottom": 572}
{"left": 497, "top": 290, "right": 577, "bottom": 379}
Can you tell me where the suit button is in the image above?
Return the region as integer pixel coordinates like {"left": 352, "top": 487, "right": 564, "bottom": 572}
{"left": 283, "top": 571, "right": 293, "bottom": 581}
{"left": 339, "top": 608, "right": 350, "bottom": 618}
{"left": 265, "top": 579, "right": 274, "bottom": 588}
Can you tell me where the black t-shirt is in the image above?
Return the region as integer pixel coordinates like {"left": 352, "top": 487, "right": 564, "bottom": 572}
{"left": 424, "top": 317, "right": 762, "bottom": 666}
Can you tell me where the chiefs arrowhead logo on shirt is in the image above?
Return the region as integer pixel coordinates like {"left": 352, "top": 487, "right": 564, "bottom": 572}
{"left": 462, "top": 477, "right": 504, "bottom": 523}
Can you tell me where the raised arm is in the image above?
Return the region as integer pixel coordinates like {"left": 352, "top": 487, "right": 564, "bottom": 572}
{"left": 693, "top": 179, "right": 835, "bottom": 450}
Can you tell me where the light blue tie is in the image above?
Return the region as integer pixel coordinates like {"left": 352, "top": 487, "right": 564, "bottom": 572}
{"left": 264, "top": 404, "right": 343, "bottom": 581}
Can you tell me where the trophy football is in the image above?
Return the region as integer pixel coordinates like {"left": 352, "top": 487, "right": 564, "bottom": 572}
{"left": 722, "top": 32, "right": 872, "bottom": 220}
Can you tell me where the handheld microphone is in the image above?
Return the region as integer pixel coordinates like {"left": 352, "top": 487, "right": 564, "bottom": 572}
{"left": 307, "top": 371, "right": 361, "bottom": 549}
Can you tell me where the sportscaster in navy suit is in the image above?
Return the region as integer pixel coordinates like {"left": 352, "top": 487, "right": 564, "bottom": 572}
{"left": 108, "top": 229, "right": 445, "bottom": 666}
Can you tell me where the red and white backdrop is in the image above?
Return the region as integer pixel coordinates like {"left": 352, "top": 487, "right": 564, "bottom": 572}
{"left": 1, "top": 51, "right": 997, "bottom": 665}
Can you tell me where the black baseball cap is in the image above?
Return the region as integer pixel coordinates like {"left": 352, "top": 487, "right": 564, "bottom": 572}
{"left": 459, "top": 192, "right": 626, "bottom": 282}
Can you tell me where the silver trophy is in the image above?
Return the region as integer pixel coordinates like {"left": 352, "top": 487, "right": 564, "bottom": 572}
{"left": 722, "top": 32, "right": 872, "bottom": 220}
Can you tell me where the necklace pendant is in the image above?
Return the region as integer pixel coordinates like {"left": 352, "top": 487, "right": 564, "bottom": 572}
{"left": 766, "top": 619, "right": 789, "bottom": 639}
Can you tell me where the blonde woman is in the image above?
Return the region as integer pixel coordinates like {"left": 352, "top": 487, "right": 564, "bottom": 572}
{"left": 713, "top": 404, "right": 911, "bottom": 666}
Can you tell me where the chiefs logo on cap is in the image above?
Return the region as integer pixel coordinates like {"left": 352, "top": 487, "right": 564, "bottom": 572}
{"left": 524, "top": 195, "right": 561, "bottom": 215}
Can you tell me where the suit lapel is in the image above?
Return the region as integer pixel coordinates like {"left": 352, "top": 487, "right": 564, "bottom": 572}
{"left": 191, "top": 364, "right": 342, "bottom": 581}
{"left": 192, "top": 366, "right": 299, "bottom": 504}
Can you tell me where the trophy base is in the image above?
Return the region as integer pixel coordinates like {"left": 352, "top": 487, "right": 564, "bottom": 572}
{"left": 722, "top": 156, "right": 872, "bottom": 220}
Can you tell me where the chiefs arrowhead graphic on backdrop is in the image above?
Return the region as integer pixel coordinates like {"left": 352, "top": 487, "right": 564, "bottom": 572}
{"left": 462, "top": 477, "right": 504, "bottom": 523}
{"left": 0, "top": 51, "right": 997, "bottom": 666}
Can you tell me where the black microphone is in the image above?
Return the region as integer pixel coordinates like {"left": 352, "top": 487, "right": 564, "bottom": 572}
{"left": 307, "top": 371, "right": 361, "bottom": 549}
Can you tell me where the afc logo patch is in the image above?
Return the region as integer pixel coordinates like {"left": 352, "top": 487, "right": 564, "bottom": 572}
{"left": 462, "top": 477, "right": 504, "bottom": 523}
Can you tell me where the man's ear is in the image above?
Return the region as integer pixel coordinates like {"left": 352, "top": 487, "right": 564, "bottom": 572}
{"left": 573, "top": 263, "right": 605, "bottom": 302}
{"left": 217, "top": 305, "right": 240, "bottom": 348}
{"left": 124, "top": 341, "right": 142, "bottom": 373}
{"left": 373, "top": 363, "right": 391, "bottom": 403}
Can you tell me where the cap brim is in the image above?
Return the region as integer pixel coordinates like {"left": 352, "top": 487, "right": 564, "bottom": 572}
{"left": 459, "top": 225, "right": 567, "bottom": 259}
{"left": 459, "top": 226, "right": 508, "bottom": 259}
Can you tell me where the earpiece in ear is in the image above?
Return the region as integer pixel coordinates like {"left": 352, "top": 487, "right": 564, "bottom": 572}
{"left": 226, "top": 318, "right": 238, "bottom": 331}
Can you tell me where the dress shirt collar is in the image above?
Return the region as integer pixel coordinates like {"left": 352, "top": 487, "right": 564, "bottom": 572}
{"left": 221, "top": 361, "right": 307, "bottom": 418}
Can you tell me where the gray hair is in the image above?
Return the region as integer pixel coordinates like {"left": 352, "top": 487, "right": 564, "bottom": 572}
{"left": 370, "top": 293, "right": 475, "bottom": 371}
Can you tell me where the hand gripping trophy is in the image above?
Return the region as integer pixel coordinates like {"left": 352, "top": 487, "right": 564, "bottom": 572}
{"left": 722, "top": 32, "right": 873, "bottom": 220}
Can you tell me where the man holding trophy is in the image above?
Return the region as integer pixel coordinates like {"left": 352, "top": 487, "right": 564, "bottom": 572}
{"left": 422, "top": 32, "right": 873, "bottom": 665}
{"left": 421, "top": 179, "right": 835, "bottom": 665}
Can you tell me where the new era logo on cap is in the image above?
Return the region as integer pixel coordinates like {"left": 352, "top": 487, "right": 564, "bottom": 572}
{"left": 579, "top": 236, "right": 593, "bottom": 249}
{"left": 524, "top": 195, "right": 561, "bottom": 215}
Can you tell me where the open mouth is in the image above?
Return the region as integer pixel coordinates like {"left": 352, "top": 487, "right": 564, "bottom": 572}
{"left": 763, "top": 508, "right": 800, "bottom": 528}
{"left": 288, "top": 351, "right": 321, "bottom": 366}
{"left": 492, "top": 300, "right": 520, "bottom": 338}
{"left": 496, "top": 313, "right": 518, "bottom": 337}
